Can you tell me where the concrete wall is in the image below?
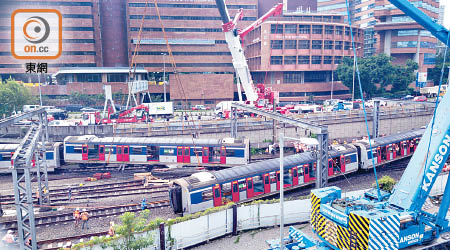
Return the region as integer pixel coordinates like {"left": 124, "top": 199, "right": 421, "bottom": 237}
{"left": 1, "top": 106, "right": 433, "bottom": 144}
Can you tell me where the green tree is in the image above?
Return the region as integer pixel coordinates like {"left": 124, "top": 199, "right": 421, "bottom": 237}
{"left": 68, "top": 92, "right": 101, "bottom": 107}
{"left": 372, "top": 175, "right": 397, "bottom": 193}
{"left": 0, "top": 78, "right": 35, "bottom": 117}
{"left": 336, "top": 54, "right": 417, "bottom": 98}
{"left": 107, "top": 210, "right": 154, "bottom": 250}
{"left": 428, "top": 50, "right": 450, "bottom": 85}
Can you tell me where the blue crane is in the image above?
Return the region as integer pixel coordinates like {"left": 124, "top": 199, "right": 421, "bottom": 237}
{"left": 274, "top": 0, "right": 450, "bottom": 249}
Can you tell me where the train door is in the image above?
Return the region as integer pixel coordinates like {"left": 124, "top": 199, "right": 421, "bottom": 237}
{"left": 304, "top": 164, "right": 311, "bottom": 182}
{"left": 231, "top": 181, "right": 239, "bottom": 202}
{"left": 400, "top": 142, "right": 404, "bottom": 156}
{"left": 202, "top": 147, "right": 209, "bottom": 163}
{"left": 393, "top": 144, "right": 398, "bottom": 158}
{"left": 263, "top": 173, "right": 271, "bottom": 193}
{"left": 328, "top": 159, "right": 334, "bottom": 176}
{"left": 276, "top": 171, "right": 280, "bottom": 190}
{"left": 376, "top": 147, "right": 381, "bottom": 163}
{"left": 123, "top": 146, "right": 130, "bottom": 162}
{"left": 183, "top": 147, "right": 190, "bottom": 163}
{"left": 292, "top": 167, "right": 299, "bottom": 186}
{"left": 116, "top": 146, "right": 123, "bottom": 162}
{"left": 10, "top": 152, "right": 14, "bottom": 166}
{"left": 213, "top": 185, "right": 222, "bottom": 207}
{"left": 220, "top": 146, "right": 226, "bottom": 164}
{"left": 340, "top": 155, "right": 346, "bottom": 173}
{"left": 386, "top": 145, "right": 391, "bottom": 161}
{"left": 99, "top": 145, "right": 105, "bottom": 161}
{"left": 177, "top": 146, "right": 183, "bottom": 163}
{"left": 82, "top": 144, "right": 88, "bottom": 161}
{"left": 246, "top": 178, "right": 254, "bottom": 198}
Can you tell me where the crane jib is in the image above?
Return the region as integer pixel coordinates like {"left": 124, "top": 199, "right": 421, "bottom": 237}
{"left": 422, "top": 133, "right": 450, "bottom": 192}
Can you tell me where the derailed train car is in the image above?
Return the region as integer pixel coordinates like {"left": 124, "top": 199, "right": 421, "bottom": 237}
{"left": 170, "top": 129, "right": 424, "bottom": 214}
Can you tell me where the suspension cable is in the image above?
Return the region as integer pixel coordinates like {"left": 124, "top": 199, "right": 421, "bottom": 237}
{"left": 344, "top": 0, "right": 382, "bottom": 200}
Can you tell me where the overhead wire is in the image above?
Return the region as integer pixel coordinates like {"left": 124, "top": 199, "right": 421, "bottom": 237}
{"left": 344, "top": 0, "right": 382, "bottom": 200}
{"left": 153, "top": 0, "right": 202, "bottom": 166}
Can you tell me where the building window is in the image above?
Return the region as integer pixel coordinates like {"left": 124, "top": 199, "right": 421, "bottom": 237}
{"left": 334, "top": 56, "right": 342, "bottom": 64}
{"left": 312, "top": 40, "right": 323, "bottom": 50}
{"left": 345, "top": 27, "right": 350, "bottom": 36}
{"left": 299, "top": 25, "right": 310, "bottom": 34}
{"left": 424, "top": 53, "right": 436, "bottom": 65}
{"left": 325, "top": 26, "right": 334, "bottom": 34}
{"left": 324, "top": 56, "right": 332, "bottom": 64}
{"left": 271, "top": 40, "right": 283, "bottom": 49}
{"left": 335, "top": 26, "right": 343, "bottom": 35}
{"left": 271, "top": 24, "right": 283, "bottom": 34}
{"left": 333, "top": 16, "right": 342, "bottom": 22}
{"left": 344, "top": 41, "right": 351, "bottom": 50}
{"left": 107, "top": 74, "right": 127, "bottom": 82}
{"left": 298, "top": 40, "right": 310, "bottom": 49}
{"left": 270, "top": 56, "right": 283, "bottom": 65}
{"left": 284, "top": 56, "right": 297, "bottom": 65}
{"left": 393, "top": 41, "right": 417, "bottom": 48}
{"left": 324, "top": 40, "right": 334, "bottom": 49}
{"left": 397, "top": 29, "right": 418, "bottom": 36}
{"left": 312, "top": 25, "right": 323, "bottom": 34}
{"left": 420, "top": 41, "right": 436, "bottom": 48}
{"left": 77, "top": 73, "right": 101, "bottom": 82}
{"left": 335, "top": 41, "right": 343, "bottom": 50}
{"left": 285, "top": 24, "right": 297, "bottom": 34}
{"left": 283, "top": 72, "right": 303, "bottom": 83}
{"left": 323, "top": 16, "right": 332, "bottom": 22}
{"left": 312, "top": 56, "right": 322, "bottom": 64}
{"left": 284, "top": 40, "right": 297, "bottom": 49}
{"left": 298, "top": 56, "right": 310, "bottom": 64}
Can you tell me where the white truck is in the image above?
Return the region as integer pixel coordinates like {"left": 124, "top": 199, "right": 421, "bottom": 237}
{"left": 215, "top": 101, "right": 245, "bottom": 117}
{"left": 143, "top": 102, "right": 174, "bottom": 117}
{"left": 420, "top": 85, "right": 448, "bottom": 97}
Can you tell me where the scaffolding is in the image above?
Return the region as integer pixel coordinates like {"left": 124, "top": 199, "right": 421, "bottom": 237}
{"left": 0, "top": 108, "right": 50, "bottom": 250}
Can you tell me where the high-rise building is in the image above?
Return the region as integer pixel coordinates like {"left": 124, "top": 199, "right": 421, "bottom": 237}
{"left": 374, "top": 0, "right": 439, "bottom": 73}
{"left": 245, "top": 12, "right": 363, "bottom": 102}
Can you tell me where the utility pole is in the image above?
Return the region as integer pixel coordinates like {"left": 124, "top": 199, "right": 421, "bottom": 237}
{"left": 352, "top": 56, "right": 356, "bottom": 102}
{"left": 330, "top": 70, "right": 334, "bottom": 100}
{"left": 162, "top": 53, "right": 167, "bottom": 102}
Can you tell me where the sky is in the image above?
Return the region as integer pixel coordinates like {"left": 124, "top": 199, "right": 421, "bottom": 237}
{"left": 442, "top": 0, "right": 450, "bottom": 29}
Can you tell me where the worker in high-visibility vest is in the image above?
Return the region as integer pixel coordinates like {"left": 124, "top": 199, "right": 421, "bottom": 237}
{"left": 2, "top": 230, "right": 16, "bottom": 245}
{"left": 73, "top": 208, "right": 81, "bottom": 227}
{"left": 81, "top": 209, "right": 89, "bottom": 230}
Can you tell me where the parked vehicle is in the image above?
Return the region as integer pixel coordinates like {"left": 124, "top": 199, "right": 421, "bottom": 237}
{"left": 192, "top": 105, "right": 208, "bottom": 110}
{"left": 414, "top": 95, "right": 427, "bottom": 102}
{"left": 65, "top": 104, "right": 83, "bottom": 112}
{"left": 80, "top": 107, "right": 98, "bottom": 112}
{"left": 46, "top": 108, "right": 68, "bottom": 120}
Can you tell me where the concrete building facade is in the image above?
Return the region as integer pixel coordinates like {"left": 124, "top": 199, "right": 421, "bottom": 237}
{"left": 245, "top": 13, "right": 364, "bottom": 102}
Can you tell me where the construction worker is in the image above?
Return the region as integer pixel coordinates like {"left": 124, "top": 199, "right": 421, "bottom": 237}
{"left": 36, "top": 190, "right": 40, "bottom": 204}
{"left": 81, "top": 209, "right": 89, "bottom": 230}
{"left": 2, "top": 230, "right": 16, "bottom": 246}
{"left": 108, "top": 221, "right": 115, "bottom": 237}
{"left": 73, "top": 208, "right": 81, "bottom": 227}
{"left": 141, "top": 198, "right": 147, "bottom": 210}
{"left": 68, "top": 186, "right": 72, "bottom": 202}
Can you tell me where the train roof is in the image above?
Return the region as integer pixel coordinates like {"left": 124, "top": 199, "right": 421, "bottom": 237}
{"left": 65, "top": 135, "right": 229, "bottom": 146}
{"left": 0, "top": 144, "right": 19, "bottom": 151}
{"left": 65, "top": 135, "right": 248, "bottom": 147}
{"left": 359, "top": 129, "right": 425, "bottom": 147}
{"left": 329, "top": 144, "right": 356, "bottom": 156}
{"left": 213, "top": 153, "right": 316, "bottom": 184}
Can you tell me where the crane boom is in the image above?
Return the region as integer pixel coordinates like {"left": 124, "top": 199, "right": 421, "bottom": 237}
{"left": 214, "top": 0, "right": 283, "bottom": 104}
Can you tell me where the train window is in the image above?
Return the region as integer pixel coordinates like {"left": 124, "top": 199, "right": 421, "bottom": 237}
{"left": 88, "top": 145, "right": 99, "bottom": 160}
{"left": 193, "top": 148, "right": 203, "bottom": 157}
{"left": 214, "top": 188, "right": 220, "bottom": 198}
{"left": 202, "top": 190, "right": 213, "bottom": 201}
{"left": 73, "top": 146, "right": 82, "bottom": 154}
{"left": 276, "top": 172, "right": 280, "bottom": 181}
{"left": 117, "top": 147, "right": 122, "bottom": 154}
{"left": 264, "top": 175, "right": 269, "bottom": 184}
{"left": 124, "top": 147, "right": 129, "bottom": 154}
{"left": 163, "top": 148, "right": 175, "bottom": 155}
{"left": 226, "top": 149, "right": 235, "bottom": 157}
{"left": 147, "top": 146, "right": 159, "bottom": 161}
{"left": 133, "top": 147, "right": 143, "bottom": 155}
{"left": 232, "top": 183, "right": 238, "bottom": 193}
{"left": 293, "top": 168, "right": 298, "bottom": 177}
{"left": 185, "top": 148, "right": 190, "bottom": 156}
{"left": 99, "top": 147, "right": 104, "bottom": 154}
{"left": 105, "top": 147, "right": 112, "bottom": 153}
{"left": 82, "top": 147, "right": 88, "bottom": 154}
{"left": 1, "top": 153, "right": 11, "bottom": 161}
{"left": 247, "top": 180, "right": 253, "bottom": 189}
{"left": 346, "top": 156, "right": 351, "bottom": 164}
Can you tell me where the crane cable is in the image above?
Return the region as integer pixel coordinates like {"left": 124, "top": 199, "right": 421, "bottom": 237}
{"left": 419, "top": 31, "right": 450, "bottom": 199}
{"left": 153, "top": 0, "right": 202, "bottom": 166}
{"left": 344, "top": 0, "right": 382, "bottom": 200}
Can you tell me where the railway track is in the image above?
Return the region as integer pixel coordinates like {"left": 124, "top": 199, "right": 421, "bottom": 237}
{"left": 1, "top": 179, "right": 169, "bottom": 204}
{"left": 0, "top": 199, "right": 170, "bottom": 232}
{"left": 38, "top": 230, "right": 112, "bottom": 250}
